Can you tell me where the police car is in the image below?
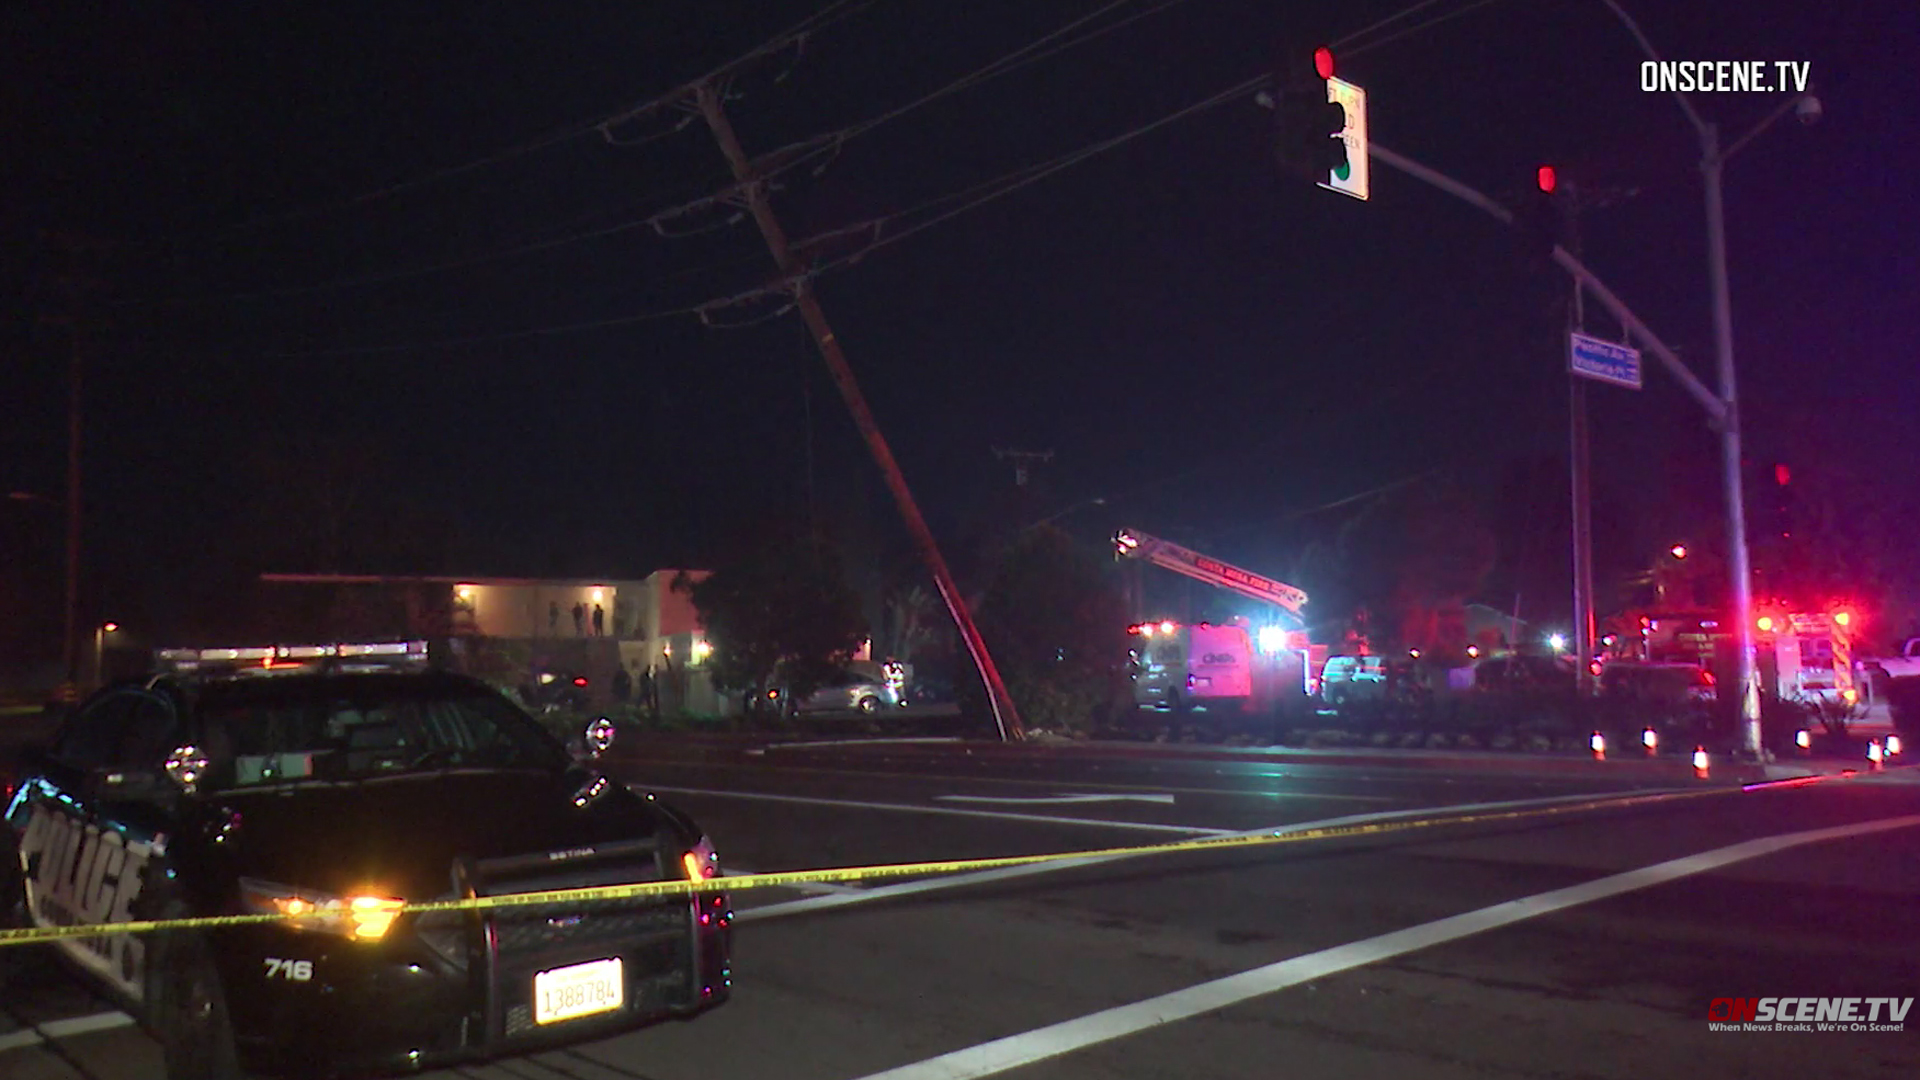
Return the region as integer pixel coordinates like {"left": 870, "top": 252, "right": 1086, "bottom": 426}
{"left": 1, "top": 641, "right": 731, "bottom": 1079}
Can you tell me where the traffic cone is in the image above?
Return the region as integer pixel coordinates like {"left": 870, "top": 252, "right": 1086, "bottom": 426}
{"left": 1590, "top": 731, "right": 1606, "bottom": 761}
{"left": 1868, "top": 740, "right": 1884, "bottom": 771}
{"left": 1888, "top": 734, "right": 1904, "bottom": 757}
{"left": 1794, "top": 729, "right": 1812, "bottom": 755}
{"left": 1641, "top": 726, "right": 1658, "bottom": 756}
{"left": 1692, "top": 747, "right": 1709, "bottom": 779}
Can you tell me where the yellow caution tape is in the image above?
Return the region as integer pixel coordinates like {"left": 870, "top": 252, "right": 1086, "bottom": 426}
{"left": 0, "top": 778, "right": 1814, "bottom": 948}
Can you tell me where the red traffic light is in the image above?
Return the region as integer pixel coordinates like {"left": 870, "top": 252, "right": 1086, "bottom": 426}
{"left": 1313, "top": 46, "right": 1335, "bottom": 81}
{"left": 1536, "top": 165, "right": 1557, "bottom": 194}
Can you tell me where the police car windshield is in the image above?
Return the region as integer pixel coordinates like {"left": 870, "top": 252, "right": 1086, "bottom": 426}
{"left": 197, "top": 677, "right": 567, "bottom": 788}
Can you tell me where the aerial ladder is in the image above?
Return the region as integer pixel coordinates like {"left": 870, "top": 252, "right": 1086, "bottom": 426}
{"left": 1113, "top": 528, "right": 1308, "bottom": 621}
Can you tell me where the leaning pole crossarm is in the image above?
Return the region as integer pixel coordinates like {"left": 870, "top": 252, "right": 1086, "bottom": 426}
{"left": 690, "top": 82, "right": 1026, "bottom": 742}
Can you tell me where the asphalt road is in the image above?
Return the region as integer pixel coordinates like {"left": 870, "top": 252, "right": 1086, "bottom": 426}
{"left": 6, "top": 737, "right": 1919, "bottom": 1079}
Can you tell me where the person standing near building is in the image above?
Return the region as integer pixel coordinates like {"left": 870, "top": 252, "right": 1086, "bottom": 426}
{"left": 639, "top": 665, "right": 659, "bottom": 720}
{"left": 592, "top": 603, "right": 605, "bottom": 637}
{"left": 572, "top": 601, "right": 586, "bottom": 637}
{"left": 549, "top": 600, "right": 560, "bottom": 636}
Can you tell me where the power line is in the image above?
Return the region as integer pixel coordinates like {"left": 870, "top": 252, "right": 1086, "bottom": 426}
{"left": 727, "top": 0, "right": 1195, "bottom": 202}
{"left": 1332, "top": 0, "right": 1457, "bottom": 49}
{"left": 250, "top": 2, "right": 1511, "bottom": 362}
{"left": 261, "top": 65, "right": 1268, "bottom": 359}
{"left": 804, "top": 73, "right": 1269, "bottom": 275}
{"left": 1340, "top": 0, "right": 1508, "bottom": 57}
{"left": 179, "top": 0, "right": 879, "bottom": 242}
{"left": 146, "top": 1, "right": 1191, "bottom": 307}
{"left": 262, "top": 252, "right": 779, "bottom": 357}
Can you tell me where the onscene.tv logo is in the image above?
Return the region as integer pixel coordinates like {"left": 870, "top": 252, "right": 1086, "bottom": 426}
{"left": 1708, "top": 998, "right": 1912, "bottom": 1025}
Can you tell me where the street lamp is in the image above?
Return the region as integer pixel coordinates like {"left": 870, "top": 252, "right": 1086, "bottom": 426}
{"left": 1601, "top": 0, "right": 1819, "bottom": 761}
{"left": 93, "top": 621, "right": 119, "bottom": 690}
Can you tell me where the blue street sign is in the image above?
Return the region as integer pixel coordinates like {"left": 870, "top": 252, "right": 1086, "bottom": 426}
{"left": 1569, "top": 332, "right": 1642, "bottom": 390}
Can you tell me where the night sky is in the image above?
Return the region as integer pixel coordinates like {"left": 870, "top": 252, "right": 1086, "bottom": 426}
{"left": 3, "top": 0, "right": 1915, "bottom": 659}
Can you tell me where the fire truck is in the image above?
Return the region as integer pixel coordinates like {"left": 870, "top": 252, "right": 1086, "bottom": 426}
{"left": 1756, "top": 607, "right": 1859, "bottom": 713}
{"left": 1114, "top": 528, "right": 1316, "bottom": 714}
{"left": 1606, "top": 604, "right": 1861, "bottom": 716}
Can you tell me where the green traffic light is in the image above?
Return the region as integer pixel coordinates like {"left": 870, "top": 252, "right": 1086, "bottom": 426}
{"left": 1334, "top": 161, "right": 1351, "bottom": 181}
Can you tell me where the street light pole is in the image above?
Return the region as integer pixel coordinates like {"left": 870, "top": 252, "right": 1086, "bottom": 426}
{"left": 93, "top": 621, "right": 117, "bottom": 691}
{"left": 1596, "top": 0, "right": 1820, "bottom": 759}
{"left": 1699, "top": 123, "right": 1764, "bottom": 756}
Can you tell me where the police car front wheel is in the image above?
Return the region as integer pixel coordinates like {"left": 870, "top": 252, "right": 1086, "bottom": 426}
{"left": 156, "top": 929, "right": 246, "bottom": 1080}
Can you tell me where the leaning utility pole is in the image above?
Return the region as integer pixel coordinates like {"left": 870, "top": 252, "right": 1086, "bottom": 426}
{"left": 693, "top": 83, "right": 1026, "bottom": 742}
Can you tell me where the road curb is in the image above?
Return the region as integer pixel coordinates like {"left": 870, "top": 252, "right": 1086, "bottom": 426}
{"left": 621, "top": 730, "right": 1915, "bottom": 784}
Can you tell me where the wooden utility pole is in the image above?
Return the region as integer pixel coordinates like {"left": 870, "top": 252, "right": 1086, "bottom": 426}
{"left": 693, "top": 83, "right": 1025, "bottom": 742}
{"left": 39, "top": 231, "right": 107, "bottom": 691}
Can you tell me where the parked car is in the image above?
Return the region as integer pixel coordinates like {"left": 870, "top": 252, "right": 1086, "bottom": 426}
{"left": 775, "top": 669, "right": 902, "bottom": 716}
{"left": 1471, "top": 654, "right": 1578, "bottom": 692}
{"left": 1598, "top": 661, "right": 1717, "bottom": 705}
{"left": 905, "top": 673, "right": 956, "bottom": 704}
{"left": 1320, "top": 655, "right": 1388, "bottom": 706}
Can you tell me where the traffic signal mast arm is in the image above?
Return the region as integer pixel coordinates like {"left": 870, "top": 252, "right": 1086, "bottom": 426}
{"left": 1114, "top": 528, "right": 1308, "bottom": 619}
{"left": 1364, "top": 141, "right": 1722, "bottom": 422}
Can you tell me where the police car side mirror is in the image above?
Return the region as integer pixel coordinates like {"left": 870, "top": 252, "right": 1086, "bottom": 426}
{"left": 569, "top": 717, "right": 617, "bottom": 762}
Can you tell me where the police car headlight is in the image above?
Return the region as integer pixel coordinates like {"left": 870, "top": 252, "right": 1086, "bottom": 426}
{"left": 680, "top": 835, "right": 720, "bottom": 882}
{"left": 242, "top": 879, "right": 407, "bottom": 941}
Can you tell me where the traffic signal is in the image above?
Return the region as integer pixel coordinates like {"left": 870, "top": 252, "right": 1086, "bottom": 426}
{"left": 1274, "top": 47, "right": 1353, "bottom": 182}
{"left": 1515, "top": 164, "right": 1570, "bottom": 264}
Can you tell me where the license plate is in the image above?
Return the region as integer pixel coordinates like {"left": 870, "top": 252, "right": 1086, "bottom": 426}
{"left": 533, "top": 957, "right": 624, "bottom": 1025}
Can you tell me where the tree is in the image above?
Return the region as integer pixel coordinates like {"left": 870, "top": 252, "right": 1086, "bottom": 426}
{"left": 877, "top": 581, "right": 945, "bottom": 666}
{"left": 674, "top": 531, "right": 867, "bottom": 708}
{"left": 971, "top": 525, "right": 1131, "bottom": 733}
{"left": 234, "top": 431, "right": 450, "bottom": 576}
{"left": 1316, "top": 482, "right": 1495, "bottom": 663}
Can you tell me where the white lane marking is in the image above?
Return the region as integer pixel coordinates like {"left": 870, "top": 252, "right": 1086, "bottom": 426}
{"left": 636, "top": 786, "right": 1233, "bottom": 837}
{"left": 739, "top": 788, "right": 1688, "bottom": 923}
{"left": 935, "top": 794, "right": 1177, "bottom": 806}
{"left": 38, "top": 1011, "right": 136, "bottom": 1038}
{"left": 0, "top": 1010, "right": 137, "bottom": 1054}
{"left": 849, "top": 813, "right": 1920, "bottom": 1080}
